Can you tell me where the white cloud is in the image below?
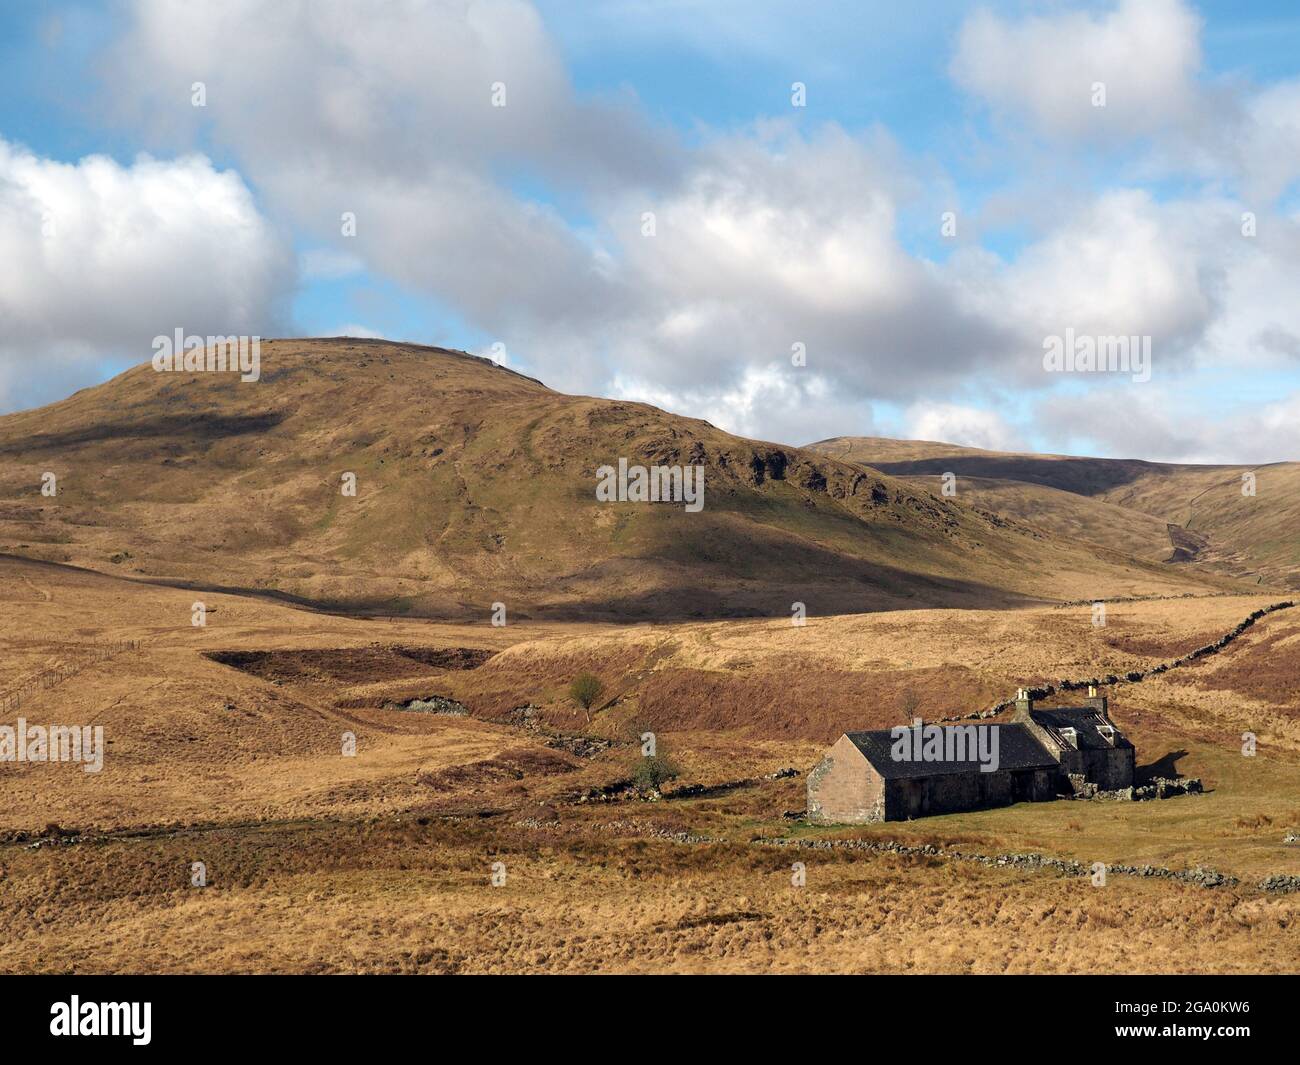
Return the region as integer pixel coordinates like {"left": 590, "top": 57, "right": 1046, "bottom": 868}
{"left": 1237, "top": 79, "right": 1300, "bottom": 203}
{"left": 1005, "top": 191, "right": 1208, "bottom": 341}
{"left": 947, "top": 189, "right": 1219, "bottom": 392}
{"left": 0, "top": 138, "right": 292, "bottom": 411}
{"left": 568, "top": 123, "right": 1015, "bottom": 403}
{"left": 102, "top": 0, "right": 680, "bottom": 392}
{"left": 951, "top": 0, "right": 1202, "bottom": 140}
{"left": 335, "top": 323, "right": 386, "bottom": 339}
{"left": 1034, "top": 387, "right": 1300, "bottom": 464}
{"left": 611, "top": 362, "right": 877, "bottom": 446}
{"left": 905, "top": 401, "right": 1021, "bottom": 452}
{"left": 949, "top": 0, "right": 1300, "bottom": 205}
{"left": 106, "top": 0, "right": 1020, "bottom": 407}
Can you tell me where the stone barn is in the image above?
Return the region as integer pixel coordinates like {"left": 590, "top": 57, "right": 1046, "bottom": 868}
{"left": 807, "top": 688, "right": 1135, "bottom": 824}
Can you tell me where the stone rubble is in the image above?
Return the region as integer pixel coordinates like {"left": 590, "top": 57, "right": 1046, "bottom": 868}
{"left": 505, "top": 704, "right": 542, "bottom": 731}
{"left": 382, "top": 695, "right": 469, "bottom": 715}
{"left": 1066, "top": 776, "right": 1204, "bottom": 802}
{"left": 544, "top": 734, "right": 614, "bottom": 758}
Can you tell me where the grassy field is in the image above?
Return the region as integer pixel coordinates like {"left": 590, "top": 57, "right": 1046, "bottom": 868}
{"left": 1, "top": 553, "right": 1298, "bottom": 973}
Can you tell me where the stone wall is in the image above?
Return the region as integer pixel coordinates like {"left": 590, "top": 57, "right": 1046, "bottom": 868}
{"left": 883, "top": 766, "right": 1056, "bottom": 820}
{"left": 1083, "top": 746, "right": 1134, "bottom": 790}
{"left": 806, "top": 736, "right": 884, "bottom": 824}
{"left": 940, "top": 601, "right": 1296, "bottom": 723}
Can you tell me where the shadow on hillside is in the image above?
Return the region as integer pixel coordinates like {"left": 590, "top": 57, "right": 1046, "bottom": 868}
{"left": 0, "top": 411, "right": 286, "bottom": 454}
{"left": 0, "top": 550, "right": 1045, "bottom": 624}
{"left": 554, "top": 569, "right": 1040, "bottom": 622}
{"left": 865, "top": 455, "right": 1164, "bottom": 496}
{"left": 1136, "top": 750, "right": 1189, "bottom": 783}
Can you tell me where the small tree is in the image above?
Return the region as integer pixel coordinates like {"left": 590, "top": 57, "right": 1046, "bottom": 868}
{"left": 631, "top": 753, "right": 679, "bottom": 796}
{"left": 569, "top": 673, "right": 605, "bottom": 722}
{"left": 625, "top": 718, "right": 679, "bottom": 796}
{"left": 899, "top": 687, "right": 921, "bottom": 722}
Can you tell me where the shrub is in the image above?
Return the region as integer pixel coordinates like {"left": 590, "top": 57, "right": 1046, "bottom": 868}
{"left": 631, "top": 754, "right": 679, "bottom": 796}
{"left": 569, "top": 673, "right": 605, "bottom": 720}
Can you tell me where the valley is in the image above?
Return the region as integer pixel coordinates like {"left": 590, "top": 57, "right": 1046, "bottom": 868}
{"left": 1, "top": 340, "right": 1297, "bottom": 974}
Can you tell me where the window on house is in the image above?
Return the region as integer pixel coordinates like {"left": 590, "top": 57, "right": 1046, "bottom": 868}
{"left": 1059, "top": 726, "right": 1078, "bottom": 748}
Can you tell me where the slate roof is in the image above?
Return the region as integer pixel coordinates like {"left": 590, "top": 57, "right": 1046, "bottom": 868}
{"left": 843, "top": 723, "right": 1058, "bottom": 780}
{"left": 1029, "top": 706, "right": 1134, "bottom": 751}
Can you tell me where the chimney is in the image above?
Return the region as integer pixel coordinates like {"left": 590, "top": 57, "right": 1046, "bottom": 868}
{"left": 1084, "top": 683, "right": 1109, "bottom": 720}
{"left": 1014, "top": 687, "right": 1033, "bottom": 717}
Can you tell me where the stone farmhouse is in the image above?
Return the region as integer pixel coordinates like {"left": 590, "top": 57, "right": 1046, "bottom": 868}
{"left": 807, "top": 688, "right": 1135, "bottom": 824}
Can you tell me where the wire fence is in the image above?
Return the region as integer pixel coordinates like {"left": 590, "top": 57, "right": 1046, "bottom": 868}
{"left": 0, "top": 639, "right": 140, "bottom": 715}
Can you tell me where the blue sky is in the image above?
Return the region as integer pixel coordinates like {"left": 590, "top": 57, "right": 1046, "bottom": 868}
{"left": 2, "top": 1, "right": 1299, "bottom": 462}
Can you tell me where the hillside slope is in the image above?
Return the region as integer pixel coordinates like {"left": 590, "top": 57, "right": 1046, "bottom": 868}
{"left": 810, "top": 436, "right": 1299, "bottom": 589}
{"left": 0, "top": 340, "right": 1235, "bottom": 619}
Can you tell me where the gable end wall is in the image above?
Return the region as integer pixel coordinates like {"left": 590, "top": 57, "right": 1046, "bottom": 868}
{"left": 807, "top": 735, "right": 884, "bottom": 824}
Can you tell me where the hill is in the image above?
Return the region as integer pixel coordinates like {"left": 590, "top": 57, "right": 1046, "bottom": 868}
{"left": 810, "top": 436, "right": 1300, "bottom": 590}
{"left": 0, "top": 339, "right": 1237, "bottom": 620}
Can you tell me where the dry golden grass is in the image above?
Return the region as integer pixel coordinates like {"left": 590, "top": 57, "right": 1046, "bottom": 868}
{"left": 2, "top": 553, "right": 1298, "bottom": 973}
{"left": 3, "top": 815, "right": 1297, "bottom": 974}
